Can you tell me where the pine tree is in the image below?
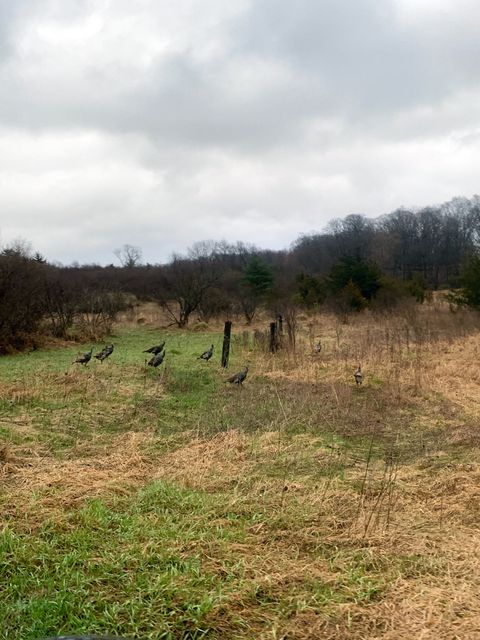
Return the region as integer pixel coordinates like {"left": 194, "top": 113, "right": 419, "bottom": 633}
{"left": 242, "top": 256, "right": 274, "bottom": 297}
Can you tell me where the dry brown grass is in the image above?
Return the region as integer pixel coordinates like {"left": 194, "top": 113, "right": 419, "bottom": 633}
{"left": 1, "top": 432, "right": 155, "bottom": 528}
{"left": 3, "top": 300, "right": 480, "bottom": 638}
{"left": 117, "top": 301, "right": 170, "bottom": 327}
{"left": 245, "top": 301, "right": 480, "bottom": 413}
{"left": 157, "top": 426, "right": 480, "bottom": 639}
{"left": 149, "top": 427, "right": 480, "bottom": 639}
{"left": 2, "top": 418, "right": 480, "bottom": 637}
{"left": 149, "top": 301, "right": 480, "bottom": 638}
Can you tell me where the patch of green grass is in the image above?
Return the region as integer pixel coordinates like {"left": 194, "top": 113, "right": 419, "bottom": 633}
{"left": 0, "top": 482, "right": 247, "bottom": 640}
{"left": 367, "top": 374, "right": 384, "bottom": 387}
{"left": 0, "top": 327, "right": 237, "bottom": 451}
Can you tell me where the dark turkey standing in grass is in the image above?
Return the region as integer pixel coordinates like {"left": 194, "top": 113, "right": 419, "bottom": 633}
{"left": 354, "top": 365, "right": 363, "bottom": 386}
{"left": 148, "top": 350, "right": 165, "bottom": 367}
{"left": 95, "top": 344, "right": 114, "bottom": 362}
{"left": 73, "top": 348, "right": 93, "bottom": 365}
{"left": 143, "top": 341, "right": 165, "bottom": 355}
{"left": 198, "top": 344, "right": 214, "bottom": 361}
{"left": 226, "top": 366, "right": 249, "bottom": 386}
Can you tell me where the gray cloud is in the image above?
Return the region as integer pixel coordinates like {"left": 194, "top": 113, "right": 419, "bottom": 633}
{"left": 235, "top": 0, "right": 480, "bottom": 113}
{"left": 1, "top": 0, "right": 480, "bottom": 263}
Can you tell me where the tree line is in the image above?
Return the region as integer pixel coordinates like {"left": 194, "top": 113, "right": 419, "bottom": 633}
{"left": 2, "top": 195, "right": 480, "bottom": 352}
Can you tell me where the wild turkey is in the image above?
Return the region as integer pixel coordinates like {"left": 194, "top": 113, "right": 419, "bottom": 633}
{"left": 148, "top": 350, "right": 165, "bottom": 368}
{"left": 95, "top": 344, "right": 114, "bottom": 362}
{"left": 226, "top": 366, "right": 249, "bottom": 386}
{"left": 198, "top": 344, "right": 214, "bottom": 361}
{"left": 143, "top": 341, "right": 165, "bottom": 355}
{"left": 73, "top": 348, "right": 93, "bottom": 365}
{"left": 313, "top": 341, "right": 322, "bottom": 354}
{"left": 354, "top": 365, "right": 363, "bottom": 386}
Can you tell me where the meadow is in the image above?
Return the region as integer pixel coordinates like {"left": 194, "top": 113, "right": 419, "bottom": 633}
{"left": 1, "top": 303, "right": 480, "bottom": 639}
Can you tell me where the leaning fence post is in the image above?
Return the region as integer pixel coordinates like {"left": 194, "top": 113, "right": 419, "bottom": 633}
{"left": 221, "top": 321, "right": 232, "bottom": 368}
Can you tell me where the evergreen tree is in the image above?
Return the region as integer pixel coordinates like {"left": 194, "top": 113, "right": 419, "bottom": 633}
{"left": 242, "top": 256, "right": 274, "bottom": 297}
{"left": 238, "top": 256, "right": 274, "bottom": 323}
{"left": 455, "top": 254, "right": 480, "bottom": 308}
{"left": 328, "top": 255, "right": 382, "bottom": 301}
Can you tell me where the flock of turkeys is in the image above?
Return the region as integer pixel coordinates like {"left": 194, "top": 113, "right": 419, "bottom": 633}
{"left": 73, "top": 339, "right": 364, "bottom": 387}
{"left": 73, "top": 341, "right": 249, "bottom": 385}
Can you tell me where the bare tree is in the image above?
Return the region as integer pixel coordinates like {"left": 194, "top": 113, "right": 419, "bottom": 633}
{"left": 75, "top": 289, "right": 127, "bottom": 340}
{"left": 114, "top": 244, "right": 143, "bottom": 268}
{"left": 155, "top": 247, "right": 221, "bottom": 327}
{"left": 43, "top": 270, "right": 80, "bottom": 337}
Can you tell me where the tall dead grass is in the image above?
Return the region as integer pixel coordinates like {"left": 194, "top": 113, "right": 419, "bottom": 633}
{"left": 247, "top": 300, "right": 480, "bottom": 410}
{"left": 2, "top": 300, "right": 480, "bottom": 638}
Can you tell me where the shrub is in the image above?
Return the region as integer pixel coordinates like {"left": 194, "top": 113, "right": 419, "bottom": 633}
{"left": 295, "top": 273, "right": 327, "bottom": 307}
{"left": 0, "top": 249, "right": 46, "bottom": 352}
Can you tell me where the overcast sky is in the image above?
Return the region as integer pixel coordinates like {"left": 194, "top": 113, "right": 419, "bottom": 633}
{"left": 1, "top": 0, "right": 480, "bottom": 264}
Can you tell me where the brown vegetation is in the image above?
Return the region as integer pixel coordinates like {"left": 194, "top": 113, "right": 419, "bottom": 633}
{"left": 1, "top": 301, "right": 480, "bottom": 638}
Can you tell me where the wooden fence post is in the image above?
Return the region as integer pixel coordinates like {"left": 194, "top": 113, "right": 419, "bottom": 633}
{"left": 276, "top": 314, "right": 283, "bottom": 336}
{"left": 269, "top": 321, "right": 277, "bottom": 353}
{"left": 221, "top": 321, "right": 232, "bottom": 368}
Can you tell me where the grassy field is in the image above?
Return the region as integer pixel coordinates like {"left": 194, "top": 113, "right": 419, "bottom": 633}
{"left": 1, "top": 308, "right": 480, "bottom": 639}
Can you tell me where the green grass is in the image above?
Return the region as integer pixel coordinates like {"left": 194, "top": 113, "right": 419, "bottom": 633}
{"left": 0, "top": 326, "right": 478, "bottom": 638}
{"left": 0, "top": 477, "right": 394, "bottom": 640}
{"left": 0, "top": 482, "right": 243, "bottom": 639}
{"left": 0, "top": 327, "right": 237, "bottom": 452}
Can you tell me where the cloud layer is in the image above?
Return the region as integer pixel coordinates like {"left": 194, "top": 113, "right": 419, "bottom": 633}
{"left": 1, "top": 0, "right": 480, "bottom": 264}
